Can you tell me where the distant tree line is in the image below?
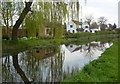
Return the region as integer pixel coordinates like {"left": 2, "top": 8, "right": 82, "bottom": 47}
{"left": 84, "top": 15, "right": 117, "bottom": 30}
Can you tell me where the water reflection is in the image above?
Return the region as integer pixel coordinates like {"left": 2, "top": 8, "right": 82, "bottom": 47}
{"left": 2, "top": 40, "right": 113, "bottom": 82}
{"left": 13, "top": 55, "right": 31, "bottom": 83}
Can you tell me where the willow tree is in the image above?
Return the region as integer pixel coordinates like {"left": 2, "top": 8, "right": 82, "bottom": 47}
{"left": 24, "top": 0, "right": 86, "bottom": 40}
{"left": 24, "top": 2, "right": 51, "bottom": 38}
{"left": 25, "top": 1, "right": 67, "bottom": 40}
{"left": 50, "top": 2, "right": 67, "bottom": 41}
{"left": 25, "top": 12, "right": 37, "bottom": 37}
{"left": 66, "top": 0, "right": 80, "bottom": 21}
{"left": 66, "top": 0, "right": 87, "bottom": 21}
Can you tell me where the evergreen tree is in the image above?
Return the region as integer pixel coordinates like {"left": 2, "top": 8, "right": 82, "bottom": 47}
{"left": 112, "top": 23, "right": 117, "bottom": 29}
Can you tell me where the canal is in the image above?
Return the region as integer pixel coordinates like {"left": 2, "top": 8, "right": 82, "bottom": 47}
{"left": 2, "top": 40, "right": 114, "bottom": 82}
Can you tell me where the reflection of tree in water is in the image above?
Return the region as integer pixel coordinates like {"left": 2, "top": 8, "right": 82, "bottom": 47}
{"left": 24, "top": 47, "right": 63, "bottom": 82}
{"left": 84, "top": 43, "right": 99, "bottom": 57}
{"left": 97, "top": 40, "right": 113, "bottom": 51}
{"left": 2, "top": 46, "right": 66, "bottom": 82}
{"left": 79, "top": 40, "right": 114, "bottom": 57}
{"left": 4, "top": 48, "right": 64, "bottom": 82}
{"left": 2, "top": 56, "right": 15, "bottom": 82}
{"left": 12, "top": 55, "right": 31, "bottom": 83}
{"left": 63, "top": 66, "right": 79, "bottom": 79}
{"left": 2, "top": 55, "right": 31, "bottom": 83}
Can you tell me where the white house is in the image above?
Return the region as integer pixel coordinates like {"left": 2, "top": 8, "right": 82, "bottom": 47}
{"left": 66, "top": 20, "right": 89, "bottom": 33}
{"left": 90, "top": 26, "right": 101, "bottom": 33}
{"left": 66, "top": 20, "right": 81, "bottom": 33}
{"left": 66, "top": 20, "right": 101, "bottom": 33}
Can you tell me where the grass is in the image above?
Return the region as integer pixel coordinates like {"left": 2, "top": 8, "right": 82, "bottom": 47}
{"left": 3, "top": 39, "right": 58, "bottom": 48}
{"left": 64, "top": 31, "right": 118, "bottom": 38}
{"left": 63, "top": 38, "right": 119, "bottom": 82}
{"left": 2, "top": 39, "right": 60, "bottom": 57}
{"left": 2, "top": 31, "right": 119, "bottom": 57}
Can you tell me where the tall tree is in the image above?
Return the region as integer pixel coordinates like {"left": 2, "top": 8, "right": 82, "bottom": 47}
{"left": 12, "top": 1, "right": 33, "bottom": 40}
{"left": 98, "top": 16, "right": 107, "bottom": 25}
{"left": 85, "top": 15, "right": 94, "bottom": 27}
{"left": 98, "top": 16, "right": 107, "bottom": 31}
{"left": 25, "top": 1, "right": 67, "bottom": 39}
{"left": 0, "top": 2, "right": 14, "bottom": 33}
{"left": 112, "top": 23, "right": 117, "bottom": 29}
{"left": 0, "top": 1, "right": 25, "bottom": 33}
{"left": 108, "top": 23, "right": 113, "bottom": 28}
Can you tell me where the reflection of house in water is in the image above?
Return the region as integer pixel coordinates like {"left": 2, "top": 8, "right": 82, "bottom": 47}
{"left": 90, "top": 41, "right": 101, "bottom": 47}
{"left": 66, "top": 44, "right": 90, "bottom": 53}
{"left": 66, "top": 45, "right": 81, "bottom": 53}
{"left": 28, "top": 48, "right": 57, "bottom": 59}
{"left": 65, "top": 41, "right": 112, "bottom": 53}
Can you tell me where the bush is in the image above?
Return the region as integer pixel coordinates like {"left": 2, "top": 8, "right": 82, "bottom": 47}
{"left": 2, "top": 34, "right": 10, "bottom": 40}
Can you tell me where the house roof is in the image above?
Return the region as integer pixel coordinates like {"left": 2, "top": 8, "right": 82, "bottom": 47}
{"left": 90, "top": 27, "right": 99, "bottom": 29}
{"left": 72, "top": 20, "right": 82, "bottom": 25}
{"left": 76, "top": 28, "right": 84, "bottom": 31}
{"left": 72, "top": 47, "right": 82, "bottom": 52}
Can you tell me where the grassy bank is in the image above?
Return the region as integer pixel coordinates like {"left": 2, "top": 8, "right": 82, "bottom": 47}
{"left": 63, "top": 39, "right": 118, "bottom": 82}
{"left": 3, "top": 35, "right": 117, "bottom": 51}
{"left": 2, "top": 39, "right": 60, "bottom": 57}
{"left": 2, "top": 31, "right": 119, "bottom": 57}
{"left": 64, "top": 31, "right": 118, "bottom": 38}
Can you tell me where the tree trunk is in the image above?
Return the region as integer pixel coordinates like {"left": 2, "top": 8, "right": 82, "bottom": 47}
{"left": 12, "top": 2, "right": 33, "bottom": 40}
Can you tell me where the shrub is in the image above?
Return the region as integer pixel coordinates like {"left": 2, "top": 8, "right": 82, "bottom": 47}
{"left": 2, "top": 34, "right": 10, "bottom": 40}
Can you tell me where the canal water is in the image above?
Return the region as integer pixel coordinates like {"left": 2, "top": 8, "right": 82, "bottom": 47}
{"left": 2, "top": 40, "right": 114, "bottom": 82}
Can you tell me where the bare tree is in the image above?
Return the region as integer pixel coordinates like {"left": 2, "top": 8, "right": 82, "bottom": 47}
{"left": 98, "top": 16, "right": 107, "bottom": 25}
{"left": 98, "top": 16, "right": 107, "bottom": 31}
{"left": 84, "top": 15, "right": 94, "bottom": 27}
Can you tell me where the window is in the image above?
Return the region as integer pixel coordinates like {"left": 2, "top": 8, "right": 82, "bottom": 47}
{"left": 70, "top": 25, "right": 73, "bottom": 28}
{"left": 36, "top": 50, "right": 39, "bottom": 53}
{"left": 85, "top": 30, "right": 88, "bottom": 32}
{"left": 73, "top": 30, "right": 75, "bottom": 33}
{"left": 70, "top": 45, "right": 73, "bottom": 48}
{"left": 46, "top": 29, "right": 50, "bottom": 35}
{"left": 85, "top": 26, "right": 88, "bottom": 28}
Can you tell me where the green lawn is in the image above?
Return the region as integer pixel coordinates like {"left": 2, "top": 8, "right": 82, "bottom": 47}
{"left": 63, "top": 39, "right": 118, "bottom": 82}
{"left": 64, "top": 31, "right": 118, "bottom": 38}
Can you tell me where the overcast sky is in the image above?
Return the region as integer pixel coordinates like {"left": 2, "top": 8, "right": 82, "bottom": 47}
{"left": 80, "top": 0, "right": 119, "bottom": 26}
